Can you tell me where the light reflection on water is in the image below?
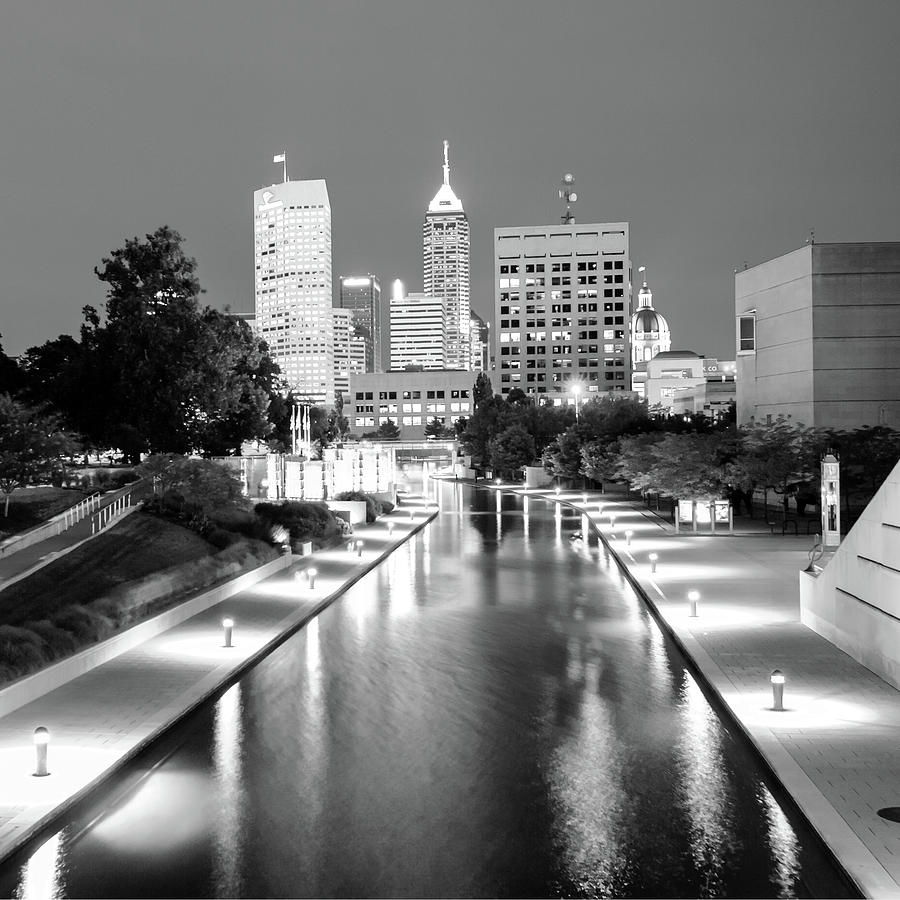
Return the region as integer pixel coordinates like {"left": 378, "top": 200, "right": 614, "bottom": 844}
{"left": 2, "top": 485, "right": 853, "bottom": 899}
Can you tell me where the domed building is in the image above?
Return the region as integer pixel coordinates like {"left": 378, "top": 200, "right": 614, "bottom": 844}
{"left": 630, "top": 270, "right": 671, "bottom": 396}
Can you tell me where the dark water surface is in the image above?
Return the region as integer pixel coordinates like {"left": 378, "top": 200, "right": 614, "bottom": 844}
{"left": 1, "top": 485, "right": 855, "bottom": 898}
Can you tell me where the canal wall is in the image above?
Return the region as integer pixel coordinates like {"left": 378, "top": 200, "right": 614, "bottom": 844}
{"left": 0, "top": 504, "right": 439, "bottom": 869}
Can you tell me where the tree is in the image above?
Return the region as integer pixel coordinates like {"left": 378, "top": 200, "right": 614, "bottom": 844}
{"left": 472, "top": 372, "right": 493, "bottom": 409}
{"left": 77, "top": 227, "right": 279, "bottom": 461}
{"left": 581, "top": 438, "right": 621, "bottom": 489}
{"left": 541, "top": 428, "right": 584, "bottom": 483}
{"left": 424, "top": 417, "right": 446, "bottom": 439}
{"left": 0, "top": 337, "right": 25, "bottom": 397}
{"left": 377, "top": 419, "right": 400, "bottom": 440}
{"left": 137, "top": 454, "right": 246, "bottom": 519}
{"left": 489, "top": 424, "right": 536, "bottom": 481}
{"left": 0, "top": 395, "right": 77, "bottom": 516}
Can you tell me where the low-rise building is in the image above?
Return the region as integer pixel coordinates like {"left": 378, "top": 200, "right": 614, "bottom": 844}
{"left": 348, "top": 370, "right": 475, "bottom": 440}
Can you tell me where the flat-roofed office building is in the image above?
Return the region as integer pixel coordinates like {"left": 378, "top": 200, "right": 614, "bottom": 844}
{"left": 736, "top": 242, "right": 900, "bottom": 429}
{"left": 389, "top": 280, "right": 447, "bottom": 371}
{"left": 494, "top": 223, "right": 632, "bottom": 402}
{"left": 253, "top": 178, "right": 334, "bottom": 406}
{"left": 339, "top": 274, "right": 382, "bottom": 372}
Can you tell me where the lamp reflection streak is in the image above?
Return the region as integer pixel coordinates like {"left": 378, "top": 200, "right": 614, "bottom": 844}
{"left": 212, "top": 683, "right": 245, "bottom": 899}
{"left": 760, "top": 783, "right": 801, "bottom": 894}
{"left": 15, "top": 831, "right": 65, "bottom": 900}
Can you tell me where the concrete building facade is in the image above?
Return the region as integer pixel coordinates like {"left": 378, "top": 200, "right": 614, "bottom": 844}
{"left": 339, "top": 274, "right": 382, "bottom": 372}
{"left": 389, "top": 281, "right": 447, "bottom": 371}
{"left": 253, "top": 179, "right": 334, "bottom": 406}
{"left": 424, "top": 141, "right": 470, "bottom": 370}
{"left": 494, "top": 223, "right": 631, "bottom": 403}
{"left": 736, "top": 242, "right": 900, "bottom": 429}
{"left": 347, "top": 370, "right": 474, "bottom": 440}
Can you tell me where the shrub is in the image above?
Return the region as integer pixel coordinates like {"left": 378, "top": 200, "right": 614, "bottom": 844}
{"left": 254, "top": 500, "right": 344, "bottom": 548}
{"left": 52, "top": 605, "right": 114, "bottom": 645}
{"left": 0, "top": 625, "right": 49, "bottom": 677}
{"left": 334, "top": 490, "right": 389, "bottom": 523}
{"left": 24, "top": 619, "right": 80, "bottom": 660}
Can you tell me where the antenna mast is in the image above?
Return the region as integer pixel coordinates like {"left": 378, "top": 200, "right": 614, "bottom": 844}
{"left": 559, "top": 173, "right": 577, "bottom": 224}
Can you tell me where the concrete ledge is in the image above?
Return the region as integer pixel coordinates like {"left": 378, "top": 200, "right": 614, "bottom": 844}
{"left": 0, "top": 554, "right": 291, "bottom": 719}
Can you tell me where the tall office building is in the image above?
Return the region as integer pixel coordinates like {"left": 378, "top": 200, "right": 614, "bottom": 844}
{"left": 423, "top": 140, "right": 470, "bottom": 370}
{"left": 469, "top": 310, "right": 490, "bottom": 371}
{"left": 494, "top": 223, "right": 632, "bottom": 401}
{"left": 339, "top": 274, "right": 382, "bottom": 372}
{"left": 253, "top": 177, "right": 334, "bottom": 406}
{"left": 333, "top": 308, "right": 367, "bottom": 400}
{"left": 390, "top": 280, "right": 447, "bottom": 371}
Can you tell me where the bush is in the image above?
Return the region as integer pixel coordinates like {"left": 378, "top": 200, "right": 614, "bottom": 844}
{"left": 0, "top": 625, "right": 49, "bottom": 677}
{"left": 254, "top": 500, "right": 344, "bottom": 548}
{"left": 25, "top": 619, "right": 80, "bottom": 660}
{"left": 334, "top": 490, "right": 391, "bottom": 523}
{"left": 52, "top": 605, "right": 114, "bottom": 645}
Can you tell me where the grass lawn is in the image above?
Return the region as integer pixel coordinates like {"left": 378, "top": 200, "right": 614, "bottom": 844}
{"left": 0, "top": 512, "right": 216, "bottom": 627}
{"left": 0, "top": 487, "right": 86, "bottom": 539}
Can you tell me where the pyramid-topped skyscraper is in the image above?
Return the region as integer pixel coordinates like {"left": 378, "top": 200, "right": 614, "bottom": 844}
{"left": 423, "top": 140, "right": 470, "bottom": 370}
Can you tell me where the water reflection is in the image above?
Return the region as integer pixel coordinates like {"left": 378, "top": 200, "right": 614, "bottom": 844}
{"left": 0, "top": 486, "right": 854, "bottom": 899}
{"left": 14, "top": 832, "right": 64, "bottom": 900}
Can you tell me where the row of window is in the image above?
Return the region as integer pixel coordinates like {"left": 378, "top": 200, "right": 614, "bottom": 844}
{"left": 354, "top": 389, "right": 470, "bottom": 401}
{"left": 500, "top": 261, "right": 624, "bottom": 274}
{"left": 499, "top": 372, "right": 627, "bottom": 384}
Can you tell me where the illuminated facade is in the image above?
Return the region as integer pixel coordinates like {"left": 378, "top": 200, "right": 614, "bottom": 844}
{"left": 630, "top": 273, "right": 671, "bottom": 397}
{"left": 253, "top": 179, "right": 333, "bottom": 406}
{"left": 424, "top": 141, "right": 470, "bottom": 370}
{"left": 333, "top": 308, "right": 367, "bottom": 401}
{"left": 469, "top": 310, "right": 490, "bottom": 371}
{"left": 339, "top": 274, "right": 382, "bottom": 372}
{"left": 389, "top": 280, "right": 447, "bottom": 371}
{"left": 493, "top": 223, "right": 632, "bottom": 401}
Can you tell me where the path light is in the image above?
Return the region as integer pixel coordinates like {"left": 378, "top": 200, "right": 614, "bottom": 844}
{"left": 495, "top": 477, "right": 502, "bottom": 485}
{"left": 625, "top": 529, "right": 634, "bottom": 546}
{"left": 33, "top": 727, "right": 50, "bottom": 777}
{"left": 771, "top": 670, "right": 785, "bottom": 711}
{"left": 347, "top": 540, "right": 355, "bottom": 553}
{"left": 582, "top": 493, "right": 588, "bottom": 504}
{"left": 409, "top": 509, "right": 415, "bottom": 520}
{"left": 555, "top": 486, "right": 561, "bottom": 496}
{"left": 688, "top": 589, "right": 700, "bottom": 617}
{"left": 222, "top": 618, "right": 234, "bottom": 648}
{"left": 356, "top": 539, "right": 364, "bottom": 558}
{"left": 649, "top": 552, "right": 658, "bottom": 574}
{"left": 598, "top": 503, "right": 605, "bottom": 516}
{"left": 609, "top": 514, "right": 617, "bottom": 528}
{"left": 388, "top": 521, "right": 395, "bottom": 535}
{"left": 307, "top": 567, "right": 318, "bottom": 589}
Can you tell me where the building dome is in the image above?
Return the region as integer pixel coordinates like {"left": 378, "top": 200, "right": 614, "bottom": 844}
{"left": 630, "top": 271, "right": 672, "bottom": 374}
{"left": 632, "top": 308, "right": 665, "bottom": 334}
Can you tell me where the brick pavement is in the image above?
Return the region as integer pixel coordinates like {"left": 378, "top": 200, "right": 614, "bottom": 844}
{"left": 0, "top": 497, "right": 437, "bottom": 865}
{"left": 507, "top": 485, "right": 900, "bottom": 899}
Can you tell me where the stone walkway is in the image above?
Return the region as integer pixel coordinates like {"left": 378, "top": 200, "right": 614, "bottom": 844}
{"left": 0, "top": 497, "right": 437, "bottom": 866}
{"left": 501, "top": 485, "right": 900, "bottom": 899}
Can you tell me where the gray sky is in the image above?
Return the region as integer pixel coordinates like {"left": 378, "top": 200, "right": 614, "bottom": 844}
{"left": 1, "top": 0, "right": 898, "bottom": 361}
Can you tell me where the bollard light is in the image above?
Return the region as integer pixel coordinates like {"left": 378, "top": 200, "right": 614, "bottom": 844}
{"left": 409, "top": 509, "right": 415, "bottom": 520}
{"left": 555, "top": 486, "right": 561, "bottom": 496}
{"left": 625, "top": 529, "right": 634, "bottom": 546}
{"left": 649, "top": 552, "right": 658, "bottom": 574}
{"left": 307, "top": 567, "right": 318, "bottom": 589}
{"left": 356, "top": 539, "right": 364, "bottom": 557}
{"left": 33, "top": 726, "right": 50, "bottom": 777}
{"left": 495, "top": 477, "right": 502, "bottom": 485}
{"left": 609, "top": 514, "right": 616, "bottom": 528}
{"left": 582, "top": 493, "right": 588, "bottom": 504}
{"left": 347, "top": 540, "right": 355, "bottom": 553}
{"left": 388, "top": 521, "right": 395, "bottom": 535}
{"left": 688, "top": 589, "right": 699, "bottom": 617}
{"left": 222, "top": 617, "right": 234, "bottom": 648}
{"left": 598, "top": 503, "right": 605, "bottom": 516}
{"left": 771, "top": 669, "right": 785, "bottom": 711}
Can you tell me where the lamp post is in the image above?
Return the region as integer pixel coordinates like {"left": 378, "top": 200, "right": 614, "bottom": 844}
{"left": 222, "top": 618, "right": 234, "bottom": 648}
{"left": 688, "top": 589, "right": 699, "bottom": 617}
{"left": 771, "top": 670, "right": 785, "bottom": 711}
{"left": 571, "top": 383, "right": 582, "bottom": 422}
{"left": 649, "top": 552, "right": 658, "bottom": 574}
{"left": 625, "top": 529, "right": 634, "bottom": 546}
{"left": 33, "top": 727, "right": 50, "bottom": 777}
{"left": 307, "top": 567, "right": 318, "bottom": 589}
{"left": 388, "top": 521, "right": 395, "bottom": 535}
{"left": 356, "top": 539, "right": 364, "bottom": 558}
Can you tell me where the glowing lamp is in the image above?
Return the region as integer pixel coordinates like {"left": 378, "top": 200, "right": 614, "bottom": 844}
{"left": 554, "top": 487, "right": 561, "bottom": 496}
{"left": 649, "top": 552, "right": 659, "bottom": 574}
{"left": 771, "top": 669, "right": 785, "bottom": 711}
{"left": 33, "top": 726, "right": 50, "bottom": 777}
{"left": 222, "top": 618, "right": 234, "bottom": 648}
{"left": 625, "top": 529, "right": 634, "bottom": 546}
{"left": 356, "top": 539, "right": 364, "bottom": 557}
{"left": 307, "top": 567, "right": 318, "bottom": 589}
{"left": 388, "top": 521, "right": 395, "bottom": 534}
{"left": 688, "top": 590, "right": 700, "bottom": 617}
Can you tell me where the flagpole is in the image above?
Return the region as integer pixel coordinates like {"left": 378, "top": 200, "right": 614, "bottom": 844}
{"left": 283, "top": 151, "right": 288, "bottom": 184}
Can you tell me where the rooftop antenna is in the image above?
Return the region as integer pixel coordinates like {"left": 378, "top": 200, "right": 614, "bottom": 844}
{"left": 638, "top": 264, "right": 647, "bottom": 287}
{"left": 273, "top": 150, "right": 287, "bottom": 183}
{"left": 442, "top": 140, "right": 450, "bottom": 186}
{"left": 806, "top": 228, "right": 815, "bottom": 245}
{"left": 559, "top": 173, "right": 577, "bottom": 224}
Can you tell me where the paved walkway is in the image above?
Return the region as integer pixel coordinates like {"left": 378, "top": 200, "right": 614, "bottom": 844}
{"left": 0, "top": 496, "right": 438, "bottom": 866}
{"left": 496, "top": 484, "right": 900, "bottom": 899}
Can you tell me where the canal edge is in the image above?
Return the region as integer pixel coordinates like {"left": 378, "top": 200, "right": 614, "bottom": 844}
{"left": 0, "top": 506, "right": 439, "bottom": 870}
{"left": 484, "top": 484, "right": 891, "bottom": 900}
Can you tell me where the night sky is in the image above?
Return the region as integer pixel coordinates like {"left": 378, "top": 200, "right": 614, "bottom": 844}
{"left": 1, "top": 0, "right": 898, "bottom": 361}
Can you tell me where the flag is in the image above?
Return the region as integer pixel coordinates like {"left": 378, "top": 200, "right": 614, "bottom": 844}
{"left": 273, "top": 152, "right": 286, "bottom": 163}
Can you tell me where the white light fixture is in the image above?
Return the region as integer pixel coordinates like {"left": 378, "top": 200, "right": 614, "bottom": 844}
{"left": 771, "top": 669, "right": 785, "bottom": 711}
{"left": 33, "top": 726, "right": 50, "bottom": 777}
{"left": 356, "top": 539, "right": 364, "bottom": 557}
{"left": 222, "top": 618, "right": 234, "bottom": 648}
{"left": 625, "top": 529, "right": 634, "bottom": 546}
{"left": 649, "top": 552, "right": 658, "bottom": 574}
{"left": 688, "top": 589, "right": 699, "bottom": 617}
{"left": 307, "top": 567, "right": 318, "bottom": 589}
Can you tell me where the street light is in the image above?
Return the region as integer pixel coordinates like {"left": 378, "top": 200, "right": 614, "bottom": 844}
{"left": 33, "top": 727, "right": 50, "bottom": 777}
{"left": 688, "top": 589, "right": 699, "bottom": 617}
{"left": 571, "top": 383, "right": 582, "bottom": 422}
{"left": 771, "top": 670, "right": 785, "bottom": 711}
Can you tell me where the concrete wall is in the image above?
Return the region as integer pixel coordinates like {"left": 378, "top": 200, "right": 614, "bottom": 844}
{"left": 800, "top": 456, "right": 900, "bottom": 689}
{"left": 737, "top": 243, "right": 900, "bottom": 429}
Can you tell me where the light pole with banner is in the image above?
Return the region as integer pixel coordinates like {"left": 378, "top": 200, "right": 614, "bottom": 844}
{"left": 821, "top": 451, "right": 841, "bottom": 547}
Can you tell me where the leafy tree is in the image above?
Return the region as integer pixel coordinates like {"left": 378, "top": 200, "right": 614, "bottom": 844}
{"left": 0, "top": 395, "right": 77, "bottom": 516}
{"left": 376, "top": 419, "right": 400, "bottom": 440}
{"left": 541, "top": 428, "right": 584, "bottom": 483}
{"left": 459, "top": 393, "right": 502, "bottom": 470}
{"left": 137, "top": 454, "right": 245, "bottom": 517}
{"left": 615, "top": 433, "right": 667, "bottom": 493}
{"left": 424, "top": 417, "right": 446, "bottom": 438}
{"left": 473, "top": 372, "right": 493, "bottom": 409}
{"left": 581, "top": 438, "right": 621, "bottom": 489}
{"left": 631, "top": 432, "right": 738, "bottom": 501}
{"left": 489, "top": 424, "right": 536, "bottom": 481}
{"left": 0, "top": 337, "right": 25, "bottom": 397}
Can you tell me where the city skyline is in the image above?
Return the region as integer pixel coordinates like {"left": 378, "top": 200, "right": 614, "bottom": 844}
{"left": 1, "top": 1, "right": 899, "bottom": 367}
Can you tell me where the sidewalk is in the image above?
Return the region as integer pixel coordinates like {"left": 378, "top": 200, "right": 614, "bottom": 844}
{"left": 0, "top": 497, "right": 438, "bottom": 866}
{"left": 501, "top": 485, "right": 900, "bottom": 899}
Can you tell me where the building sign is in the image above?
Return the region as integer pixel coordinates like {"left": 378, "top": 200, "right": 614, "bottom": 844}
{"left": 257, "top": 190, "right": 283, "bottom": 212}
{"left": 821, "top": 453, "right": 841, "bottom": 547}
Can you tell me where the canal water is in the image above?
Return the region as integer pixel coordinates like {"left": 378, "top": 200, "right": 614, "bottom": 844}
{"left": 1, "top": 484, "right": 855, "bottom": 898}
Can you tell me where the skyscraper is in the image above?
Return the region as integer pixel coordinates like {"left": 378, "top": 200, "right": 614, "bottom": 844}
{"left": 253, "top": 177, "right": 334, "bottom": 406}
{"left": 333, "top": 308, "right": 367, "bottom": 400}
{"left": 423, "top": 140, "right": 470, "bottom": 370}
{"left": 390, "top": 279, "right": 447, "bottom": 371}
{"left": 469, "top": 309, "right": 490, "bottom": 371}
{"left": 494, "top": 222, "right": 632, "bottom": 402}
{"left": 339, "top": 274, "right": 382, "bottom": 372}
